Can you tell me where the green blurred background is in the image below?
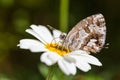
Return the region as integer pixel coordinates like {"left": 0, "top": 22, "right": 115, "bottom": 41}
{"left": 0, "top": 0, "right": 120, "bottom": 80}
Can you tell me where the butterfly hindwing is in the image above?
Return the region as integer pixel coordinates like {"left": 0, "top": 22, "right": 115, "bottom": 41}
{"left": 63, "top": 13, "right": 106, "bottom": 53}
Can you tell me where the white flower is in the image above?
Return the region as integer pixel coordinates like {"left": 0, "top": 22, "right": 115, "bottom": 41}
{"left": 18, "top": 25, "right": 102, "bottom": 75}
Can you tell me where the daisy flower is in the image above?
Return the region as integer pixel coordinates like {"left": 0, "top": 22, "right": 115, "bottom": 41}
{"left": 18, "top": 25, "right": 102, "bottom": 75}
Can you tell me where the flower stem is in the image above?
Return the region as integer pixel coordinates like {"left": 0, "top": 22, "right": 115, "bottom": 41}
{"left": 59, "top": 0, "right": 69, "bottom": 32}
{"left": 46, "top": 66, "right": 55, "bottom": 80}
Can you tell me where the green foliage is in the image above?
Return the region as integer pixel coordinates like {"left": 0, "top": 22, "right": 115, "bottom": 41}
{"left": 59, "top": 0, "right": 69, "bottom": 32}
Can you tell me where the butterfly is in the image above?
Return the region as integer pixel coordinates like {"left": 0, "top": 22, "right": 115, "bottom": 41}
{"left": 60, "top": 13, "right": 106, "bottom": 53}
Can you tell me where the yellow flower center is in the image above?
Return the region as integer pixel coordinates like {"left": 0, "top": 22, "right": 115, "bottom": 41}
{"left": 45, "top": 43, "right": 71, "bottom": 56}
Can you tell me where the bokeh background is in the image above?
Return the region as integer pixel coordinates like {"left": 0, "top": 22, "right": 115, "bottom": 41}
{"left": 0, "top": 0, "right": 120, "bottom": 80}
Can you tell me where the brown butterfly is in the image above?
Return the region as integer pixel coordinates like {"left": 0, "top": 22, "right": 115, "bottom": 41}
{"left": 61, "top": 13, "right": 106, "bottom": 53}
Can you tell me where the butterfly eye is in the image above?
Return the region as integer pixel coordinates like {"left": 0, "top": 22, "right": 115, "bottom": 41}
{"left": 60, "top": 33, "right": 66, "bottom": 40}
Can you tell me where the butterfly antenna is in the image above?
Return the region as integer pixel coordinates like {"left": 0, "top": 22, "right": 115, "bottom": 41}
{"left": 47, "top": 25, "right": 55, "bottom": 30}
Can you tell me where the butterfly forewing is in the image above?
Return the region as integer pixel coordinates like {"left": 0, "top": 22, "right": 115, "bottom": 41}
{"left": 63, "top": 13, "right": 106, "bottom": 53}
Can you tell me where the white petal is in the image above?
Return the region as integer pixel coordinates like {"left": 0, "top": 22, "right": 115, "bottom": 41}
{"left": 26, "top": 29, "right": 46, "bottom": 44}
{"left": 18, "top": 39, "right": 47, "bottom": 52}
{"left": 76, "top": 61, "right": 91, "bottom": 72}
{"left": 40, "top": 52, "right": 53, "bottom": 66}
{"left": 52, "top": 29, "right": 62, "bottom": 43}
{"left": 69, "top": 50, "right": 102, "bottom": 72}
{"left": 40, "top": 52, "right": 60, "bottom": 66}
{"left": 58, "top": 58, "right": 76, "bottom": 75}
{"left": 30, "top": 25, "right": 53, "bottom": 43}
{"left": 53, "top": 29, "right": 62, "bottom": 38}
{"left": 46, "top": 52, "right": 61, "bottom": 63}
{"left": 63, "top": 54, "right": 76, "bottom": 63}
{"left": 70, "top": 50, "right": 102, "bottom": 66}
{"left": 69, "top": 55, "right": 91, "bottom": 72}
{"left": 81, "top": 54, "right": 102, "bottom": 66}
{"left": 70, "top": 50, "right": 90, "bottom": 55}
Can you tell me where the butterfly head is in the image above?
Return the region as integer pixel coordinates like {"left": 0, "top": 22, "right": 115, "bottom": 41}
{"left": 59, "top": 33, "right": 67, "bottom": 40}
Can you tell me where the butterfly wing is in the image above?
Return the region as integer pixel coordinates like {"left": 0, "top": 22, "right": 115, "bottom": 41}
{"left": 63, "top": 13, "right": 106, "bottom": 53}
